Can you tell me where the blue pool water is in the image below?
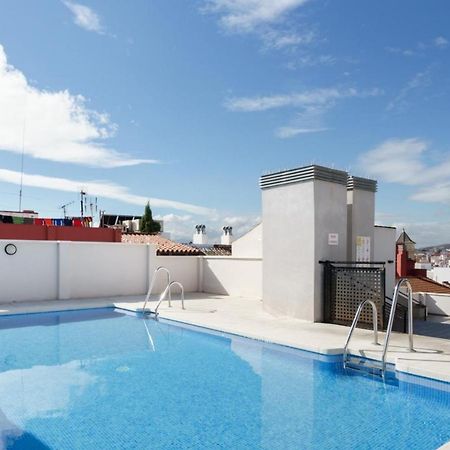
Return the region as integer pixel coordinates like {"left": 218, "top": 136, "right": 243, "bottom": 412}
{"left": 0, "top": 308, "right": 449, "bottom": 450}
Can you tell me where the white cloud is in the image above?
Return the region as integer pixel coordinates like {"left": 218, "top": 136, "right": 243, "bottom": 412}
{"left": 382, "top": 218, "right": 450, "bottom": 248}
{"left": 386, "top": 68, "right": 432, "bottom": 112}
{"left": 261, "top": 29, "right": 315, "bottom": 50}
{"left": 154, "top": 214, "right": 195, "bottom": 241}
{"left": 202, "top": 0, "right": 313, "bottom": 52}
{"left": 434, "top": 36, "right": 448, "bottom": 48}
{"left": 226, "top": 87, "right": 381, "bottom": 138}
{"left": 412, "top": 182, "right": 450, "bottom": 203}
{"left": 276, "top": 126, "right": 327, "bottom": 139}
{"left": 0, "top": 168, "right": 261, "bottom": 240}
{"left": 358, "top": 138, "right": 428, "bottom": 185}
{"left": 275, "top": 103, "right": 329, "bottom": 138}
{"left": 0, "top": 168, "right": 214, "bottom": 216}
{"left": 376, "top": 212, "right": 450, "bottom": 248}
{"left": 0, "top": 44, "right": 155, "bottom": 167}
{"left": 63, "top": 1, "right": 104, "bottom": 34}
{"left": 358, "top": 138, "right": 450, "bottom": 204}
{"left": 225, "top": 87, "right": 382, "bottom": 112}
{"left": 202, "top": 0, "right": 310, "bottom": 33}
{"left": 361, "top": 139, "right": 450, "bottom": 246}
{"left": 385, "top": 46, "right": 416, "bottom": 57}
{"left": 221, "top": 214, "right": 260, "bottom": 237}
{"left": 155, "top": 212, "right": 260, "bottom": 242}
{"left": 286, "top": 54, "right": 336, "bottom": 68}
{"left": 386, "top": 37, "right": 448, "bottom": 57}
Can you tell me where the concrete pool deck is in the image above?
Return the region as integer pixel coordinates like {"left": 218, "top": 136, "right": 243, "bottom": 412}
{"left": 1, "top": 293, "right": 450, "bottom": 383}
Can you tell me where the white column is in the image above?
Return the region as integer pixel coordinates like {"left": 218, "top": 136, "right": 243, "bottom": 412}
{"left": 346, "top": 176, "right": 377, "bottom": 262}
{"left": 261, "top": 165, "right": 348, "bottom": 322}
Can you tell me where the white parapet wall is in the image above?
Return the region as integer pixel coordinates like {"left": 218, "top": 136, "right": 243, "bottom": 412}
{"left": 0, "top": 239, "right": 262, "bottom": 303}
{"left": 154, "top": 255, "right": 201, "bottom": 294}
{"left": 0, "top": 240, "right": 59, "bottom": 302}
{"left": 59, "top": 241, "right": 149, "bottom": 299}
{"left": 415, "top": 292, "right": 450, "bottom": 316}
{"left": 201, "top": 257, "right": 262, "bottom": 298}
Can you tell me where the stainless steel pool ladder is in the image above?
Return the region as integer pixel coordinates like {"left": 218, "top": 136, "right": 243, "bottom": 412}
{"left": 142, "top": 266, "right": 185, "bottom": 317}
{"left": 152, "top": 281, "right": 185, "bottom": 316}
{"left": 343, "top": 299, "right": 379, "bottom": 369}
{"left": 142, "top": 266, "right": 172, "bottom": 313}
{"left": 380, "top": 278, "right": 414, "bottom": 373}
{"left": 343, "top": 278, "right": 414, "bottom": 378}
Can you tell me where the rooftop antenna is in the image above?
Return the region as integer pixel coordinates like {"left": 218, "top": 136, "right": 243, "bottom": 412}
{"left": 18, "top": 119, "right": 26, "bottom": 212}
{"left": 99, "top": 209, "right": 105, "bottom": 227}
{"left": 80, "top": 190, "right": 86, "bottom": 218}
{"left": 89, "top": 197, "right": 95, "bottom": 218}
{"left": 59, "top": 201, "right": 75, "bottom": 218}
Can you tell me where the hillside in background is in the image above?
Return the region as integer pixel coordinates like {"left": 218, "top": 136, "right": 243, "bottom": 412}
{"left": 419, "top": 244, "right": 450, "bottom": 252}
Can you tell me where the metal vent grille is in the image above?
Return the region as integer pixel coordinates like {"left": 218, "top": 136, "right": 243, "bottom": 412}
{"left": 347, "top": 176, "right": 377, "bottom": 192}
{"left": 260, "top": 165, "right": 348, "bottom": 189}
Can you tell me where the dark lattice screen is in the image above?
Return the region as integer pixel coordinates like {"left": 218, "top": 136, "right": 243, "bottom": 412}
{"left": 323, "top": 262, "right": 385, "bottom": 329}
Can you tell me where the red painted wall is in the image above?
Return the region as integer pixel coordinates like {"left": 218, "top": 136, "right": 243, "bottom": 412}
{"left": 0, "top": 223, "right": 122, "bottom": 242}
{"left": 396, "top": 243, "right": 427, "bottom": 278}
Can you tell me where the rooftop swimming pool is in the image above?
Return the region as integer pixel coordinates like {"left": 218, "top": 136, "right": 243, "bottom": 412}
{"left": 0, "top": 308, "right": 449, "bottom": 449}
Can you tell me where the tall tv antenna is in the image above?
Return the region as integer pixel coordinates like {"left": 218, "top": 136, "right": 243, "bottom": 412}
{"left": 18, "top": 120, "right": 26, "bottom": 212}
{"left": 89, "top": 197, "right": 98, "bottom": 218}
{"left": 80, "top": 190, "right": 87, "bottom": 218}
{"left": 59, "top": 201, "right": 75, "bottom": 218}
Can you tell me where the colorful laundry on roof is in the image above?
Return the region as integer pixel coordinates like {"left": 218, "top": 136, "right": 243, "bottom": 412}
{"left": 0, "top": 215, "right": 93, "bottom": 227}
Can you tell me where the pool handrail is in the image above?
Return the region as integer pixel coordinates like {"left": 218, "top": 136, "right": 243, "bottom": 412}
{"left": 343, "top": 299, "right": 379, "bottom": 368}
{"left": 153, "top": 281, "right": 185, "bottom": 316}
{"left": 381, "top": 278, "right": 414, "bottom": 373}
{"left": 142, "top": 266, "right": 172, "bottom": 313}
{"left": 343, "top": 278, "right": 415, "bottom": 379}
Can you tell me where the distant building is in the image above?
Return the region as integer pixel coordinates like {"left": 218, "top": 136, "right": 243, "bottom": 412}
{"left": 396, "top": 229, "right": 416, "bottom": 258}
{"left": 122, "top": 233, "right": 203, "bottom": 256}
{"left": 0, "top": 210, "right": 39, "bottom": 221}
{"left": 100, "top": 213, "right": 164, "bottom": 234}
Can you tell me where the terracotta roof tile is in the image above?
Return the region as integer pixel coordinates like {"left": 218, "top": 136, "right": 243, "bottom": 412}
{"left": 402, "top": 276, "right": 450, "bottom": 294}
{"left": 122, "top": 234, "right": 203, "bottom": 256}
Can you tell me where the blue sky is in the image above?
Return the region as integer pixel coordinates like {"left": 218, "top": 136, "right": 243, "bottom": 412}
{"left": 0, "top": 0, "right": 449, "bottom": 245}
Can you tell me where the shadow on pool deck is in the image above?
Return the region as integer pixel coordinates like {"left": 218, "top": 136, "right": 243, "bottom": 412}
{"left": 414, "top": 315, "right": 450, "bottom": 340}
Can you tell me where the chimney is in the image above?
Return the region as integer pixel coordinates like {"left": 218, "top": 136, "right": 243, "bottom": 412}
{"left": 193, "top": 224, "right": 207, "bottom": 245}
{"left": 221, "top": 226, "right": 233, "bottom": 245}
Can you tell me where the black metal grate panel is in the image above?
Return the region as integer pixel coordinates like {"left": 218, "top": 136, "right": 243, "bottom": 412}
{"left": 323, "top": 262, "right": 385, "bottom": 328}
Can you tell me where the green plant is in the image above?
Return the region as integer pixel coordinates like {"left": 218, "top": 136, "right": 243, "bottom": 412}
{"left": 140, "top": 202, "right": 161, "bottom": 234}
